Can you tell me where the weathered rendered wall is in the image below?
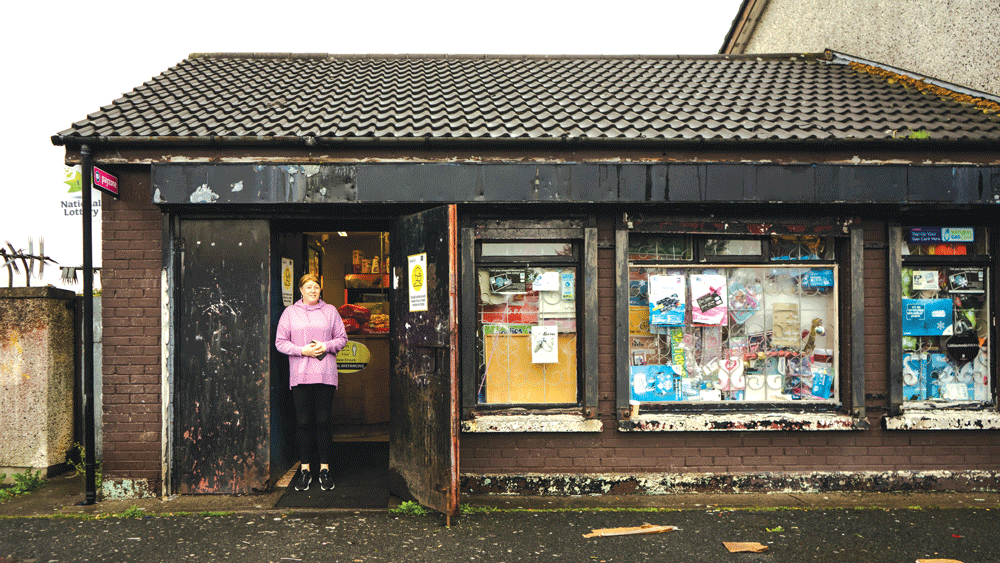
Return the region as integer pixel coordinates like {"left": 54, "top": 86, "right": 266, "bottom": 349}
{"left": 737, "top": 0, "right": 1000, "bottom": 96}
{"left": 0, "top": 286, "right": 76, "bottom": 477}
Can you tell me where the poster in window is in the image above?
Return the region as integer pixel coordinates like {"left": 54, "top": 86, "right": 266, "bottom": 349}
{"left": 947, "top": 267, "right": 985, "bottom": 293}
{"left": 531, "top": 270, "right": 560, "bottom": 291}
{"left": 531, "top": 325, "right": 558, "bottom": 363}
{"left": 912, "top": 270, "right": 939, "bottom": 291}
{"left": 691, "top": 273, "right": 728, "bottom": 325}
{"left": 648, "top": 274, "right": 685, "bottom": 326}
{"left": 629, "top": 278, "right": 648, "bottom": 307}
{"left": 630, "top": 364, "right": 681, "bottom": 401}
{"left": 902, "top": 298, "right": 953, "bottom": 336}
{"left": 489, "top": 269, "right": 527, "bottom": 294}
{"left": 908, "top": 227, "right": 974, "bottom": 243}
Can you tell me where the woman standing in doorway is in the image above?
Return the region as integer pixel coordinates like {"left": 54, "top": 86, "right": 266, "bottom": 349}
{"left": 275, "top": 273, "right": 348, "bottom": 491}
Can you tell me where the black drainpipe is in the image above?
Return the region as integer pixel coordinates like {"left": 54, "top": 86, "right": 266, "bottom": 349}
{"left": 80, "top": 144, "right": 97, "bottom": 505}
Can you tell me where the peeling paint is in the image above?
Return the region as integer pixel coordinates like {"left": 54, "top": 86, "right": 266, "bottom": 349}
{"left": 462, "top": 414, "right": 603, "bottom": 433}
{"left": 230, "top": 180, "right": 243, "bottom": 192}
{"left": 161, "top": 268, "right": 172, "bottom": 497}
{"left": 620, "top": 412, "right": 865, "bottom": 432}
{"left": 189, "top": 184, "right": 219, "bottom": 203}
{"left": 103, "top": 478, "right": 156, "bottom": 500}
{"left": 461, "top": 470, "right": 1000, "bottom": 497}
{"left": 884, "top": 411, "right": 1000, "bottom": 430}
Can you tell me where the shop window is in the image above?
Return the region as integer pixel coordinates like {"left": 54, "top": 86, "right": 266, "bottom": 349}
{"left": 625, "top": 233, "right": 839, "bottom": 406}
{"left": 461, "top": 219, "right": 599, "bottom": 431}
{"left": 899, "top": 227, "right": 991, "bottom": 405}
{"left": 477, "top": 264, "right": 578, "bottom": 404}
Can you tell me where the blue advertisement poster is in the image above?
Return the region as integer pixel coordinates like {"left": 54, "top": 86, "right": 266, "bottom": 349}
{"left": 902, "top": 298, "right": 953, "bottom": 336}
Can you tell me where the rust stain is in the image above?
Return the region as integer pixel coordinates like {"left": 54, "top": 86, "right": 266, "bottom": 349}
{"left": 849, "top": 61, "right": 1000, "bottom": 115}
{"left": 0, "top": 332, "right": 29, "bottom": 381}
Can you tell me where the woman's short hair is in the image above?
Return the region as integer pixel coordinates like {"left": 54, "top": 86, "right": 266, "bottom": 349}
{"left": 299, "top": 273, "right": 321, "bottom": 288}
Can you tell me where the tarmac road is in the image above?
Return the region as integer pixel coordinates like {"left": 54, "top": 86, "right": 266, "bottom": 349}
{"left": 1, "top": 506, "right": 998, "bottom": 563}
{"left": 1, "top": 474, "right": 998, "bottom": 563}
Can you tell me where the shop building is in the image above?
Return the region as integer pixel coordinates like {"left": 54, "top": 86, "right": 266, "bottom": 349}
{"left": 52, "top": 51, "right": 1000, "bottom": 515}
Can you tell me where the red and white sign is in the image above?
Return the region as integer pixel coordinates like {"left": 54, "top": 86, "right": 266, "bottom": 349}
{"left": 93, "top": 167, "right": 119, "bottom": 198}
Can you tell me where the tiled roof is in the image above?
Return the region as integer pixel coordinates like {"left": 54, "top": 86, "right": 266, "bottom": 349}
{"left": 54, "top": 51, "right": 1000, "bottom": 144}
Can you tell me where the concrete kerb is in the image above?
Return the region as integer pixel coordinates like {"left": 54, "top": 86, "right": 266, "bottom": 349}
{"left": 2, "top": 472, "right": 999, "bottom": 519}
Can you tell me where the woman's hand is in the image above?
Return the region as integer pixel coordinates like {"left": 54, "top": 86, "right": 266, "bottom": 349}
{"left": 302, "top": 340, "right": 327, "bottom": 358}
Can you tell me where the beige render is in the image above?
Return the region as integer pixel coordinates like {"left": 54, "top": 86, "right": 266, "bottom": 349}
{"left": 726, "top": 0, "right": 1000, "bottom": 96}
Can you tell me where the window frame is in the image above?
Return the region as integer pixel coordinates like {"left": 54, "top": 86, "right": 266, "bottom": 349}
{"left": 461, "top": 217, "right": 598, "bottom": 427}
{"left": 616, "top": 214, "right": 864, "bottom": 430}
{"left": 888, "top": 224, "right": 997, "bottom": 418}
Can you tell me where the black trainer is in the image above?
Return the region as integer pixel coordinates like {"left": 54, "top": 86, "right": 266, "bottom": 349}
{"left": 295, "top": 469, "right": 312, "bottom": 491}
{"left": 318, "top": 468, "right": 335, "bottom": 491}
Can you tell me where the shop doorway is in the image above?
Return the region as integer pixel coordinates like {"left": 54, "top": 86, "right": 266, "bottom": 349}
{"left": 272, "top": 227, "right": 392, "bottom": 508}
{"left": 171, "top": 208, "right": 458, "bottom": 516}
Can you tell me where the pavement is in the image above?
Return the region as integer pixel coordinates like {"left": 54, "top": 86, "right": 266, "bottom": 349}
{"left": 1, "top": 472, "right": 999, "bottom": 562}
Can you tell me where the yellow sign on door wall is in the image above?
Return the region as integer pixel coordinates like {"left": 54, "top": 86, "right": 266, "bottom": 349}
{"left": 336, "top": 341, "right": 371, "bottom": 373}
{"left": 408, "top": 252, "right": 428, "bottom": 312}
{"left": 281, "top": 257, "right": 294, "bottom": 306}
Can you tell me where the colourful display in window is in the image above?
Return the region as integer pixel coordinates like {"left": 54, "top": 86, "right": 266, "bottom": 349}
{"left": 901, "top": 265, "right": 990, "bottom": 402}
{"left": 628, "top": 266, "right": 837, "bottom": 403}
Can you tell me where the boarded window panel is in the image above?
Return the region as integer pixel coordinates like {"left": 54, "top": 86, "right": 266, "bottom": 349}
{"left": 482, "top": 333, "right": 578, "bottom": 404}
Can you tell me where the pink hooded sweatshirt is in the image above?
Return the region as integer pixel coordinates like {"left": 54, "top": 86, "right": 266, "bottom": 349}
{"left": 275, "top": 299, "right": 348, "bottom": 389}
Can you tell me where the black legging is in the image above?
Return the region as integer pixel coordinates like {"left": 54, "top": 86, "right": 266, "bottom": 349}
{"left": 291, "top": 384, "right": 336, "bottom": 467}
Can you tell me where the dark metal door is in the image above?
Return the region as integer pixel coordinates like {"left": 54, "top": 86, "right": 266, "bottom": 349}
{"left": 174, "top": 219, "right": 271, "bottom": 494}
{"left": 388, "top": 205, "right": 459, "bottom": 517}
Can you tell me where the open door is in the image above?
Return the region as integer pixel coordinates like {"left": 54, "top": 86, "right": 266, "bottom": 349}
{"left": 388, "top": 205, "right": 459, "bottom": 519}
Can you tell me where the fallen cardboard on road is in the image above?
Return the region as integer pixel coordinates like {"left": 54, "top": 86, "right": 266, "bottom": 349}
{"left": 583, "top": 524, "right": 677, "bottom": 538}
{"left": 723, "top": 541, "right": 769, "bottom": 553}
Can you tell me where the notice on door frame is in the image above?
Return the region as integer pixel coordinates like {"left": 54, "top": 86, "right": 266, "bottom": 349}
{"left": 281, "top": 257, "right": 294, "bottom": 306}
{"left": 408, "top": 252, "right": 428, "bottom": 312}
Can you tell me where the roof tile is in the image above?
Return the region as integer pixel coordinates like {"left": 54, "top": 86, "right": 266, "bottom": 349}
{"left": 55, "top": 53, "right": 1000, "bottom": 143}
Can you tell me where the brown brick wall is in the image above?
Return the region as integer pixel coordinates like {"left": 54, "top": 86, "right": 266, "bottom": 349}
{"left": 95, "top": 178, "right": 999, "bottom": 490}
{"left": 100, "top": 165, "right": 162, "bottom": 488}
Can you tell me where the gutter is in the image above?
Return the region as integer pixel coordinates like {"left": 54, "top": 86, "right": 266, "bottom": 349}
{"left": 50, "top": 133, "right": 1000, "bottom": 151}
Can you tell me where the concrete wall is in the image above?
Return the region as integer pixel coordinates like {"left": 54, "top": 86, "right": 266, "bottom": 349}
{"left": 738, "top": 0, "right": 1000, "bottom": 95}
{"left": 0, "top": 286, "right": 76, "bottom": 477}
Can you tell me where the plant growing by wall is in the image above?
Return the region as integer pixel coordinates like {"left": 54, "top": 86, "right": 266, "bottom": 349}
{"left": 0, "top": 469, "right": 46, "bottom": 503}
{"left": 68, "top": 442, "right": 103, "bottom": 490}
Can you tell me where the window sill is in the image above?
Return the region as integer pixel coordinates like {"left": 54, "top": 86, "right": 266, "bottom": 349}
{"left": 883, "top": 408, "right": 1000, "bottom": 430}
{"left": 618, "top": 411, "right": 866, "bottom": 432}
{"left": 461, "top": 414, "right": 603, "bottom": 433}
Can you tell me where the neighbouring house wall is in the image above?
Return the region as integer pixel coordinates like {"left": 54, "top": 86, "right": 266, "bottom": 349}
{"left": 0, "top": 286, "right": 76, "bottom": 477}
{"left": 99, "top": 166, "right": 163, "bottom": 491}
{"left": 736, "top": 0, "right": 1000, "bottom": 95}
